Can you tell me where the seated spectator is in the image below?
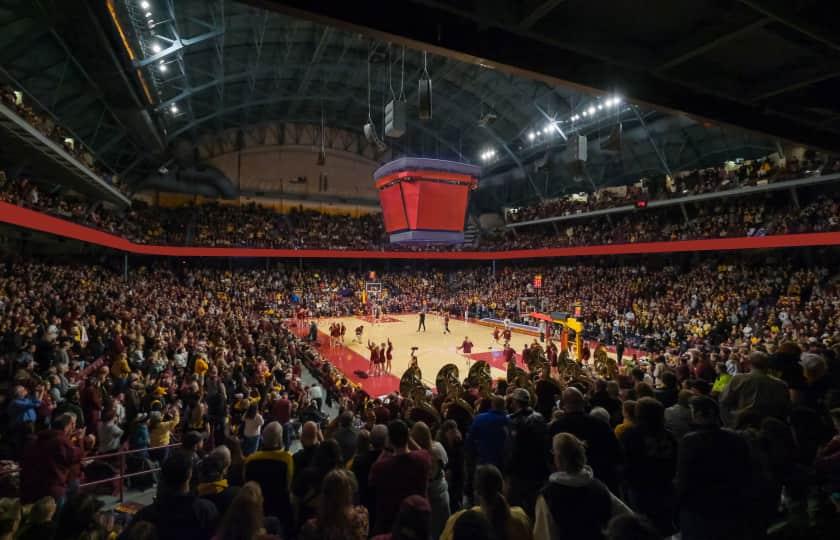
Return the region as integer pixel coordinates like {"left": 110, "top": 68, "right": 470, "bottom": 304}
{"left": 440, "top": 464, "right": 531, "bottom": 540}
{"left": 534, "top": 433, "right": 630, "bottom": 540}
{"left": 15, "top": 496, "right": 57, "bottom": 540}
{"left": 369, "top": 420, "right": 432, "bottom": 534}
{"left": 243, "top": 422, "right": 294, "bottom": 531}
{"left": 300, "top": 468, "right": 368, "bottom": 540}
{"left": 131, "top": 452, "right": 218, "bottom": 540}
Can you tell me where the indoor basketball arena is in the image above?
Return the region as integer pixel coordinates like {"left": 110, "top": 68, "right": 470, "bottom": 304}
{"left": 0, "top": 1, "right": 838, "bottom": 540}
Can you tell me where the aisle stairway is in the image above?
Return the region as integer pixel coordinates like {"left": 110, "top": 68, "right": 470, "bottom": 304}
{"left": 463, "top": 221, "right": 481, "bottom": 248}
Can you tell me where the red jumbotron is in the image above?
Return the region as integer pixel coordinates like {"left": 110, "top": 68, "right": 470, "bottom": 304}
{"left": 373, "top": 158, "right": 480, "bottom": 244}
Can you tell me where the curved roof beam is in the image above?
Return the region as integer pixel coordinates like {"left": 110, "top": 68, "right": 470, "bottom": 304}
{"left": 165, "top": 94, "right": 465, "bottom": 159}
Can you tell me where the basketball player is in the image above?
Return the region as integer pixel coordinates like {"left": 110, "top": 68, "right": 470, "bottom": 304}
{"left": 457, "top": 336, "right": 474, "bottom": 368}
{"left": 340, "top": 322, "right": 346, "bottom": 343}
{"left": 354, "top": 325, "right": 364, "bottom": 344}
{"left": 443, "top": 313, "right": 451, "bottom": 334}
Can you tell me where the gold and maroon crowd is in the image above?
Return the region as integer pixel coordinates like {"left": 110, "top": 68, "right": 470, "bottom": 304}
{"left": 0, "top": 253, "right": 838, "bottom": 540}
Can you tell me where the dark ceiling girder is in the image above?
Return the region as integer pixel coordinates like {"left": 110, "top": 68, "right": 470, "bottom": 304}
{"left": 656, "top": 17, "right": 771, "bottom": 72}
{"left": 518, "top": 0, "right": 567, "bottom": 30}
{"left": 736, "top": 0, "right": 840, "bottom": 54}
{"left": 244, "top": 0, "right": 840, "bottom": 150}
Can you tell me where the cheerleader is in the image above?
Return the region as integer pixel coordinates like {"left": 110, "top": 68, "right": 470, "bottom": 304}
{"left": 492, "top": 327, "right": 501, "bottom": 343}
{"left": 385, "top": 338, "right": 394, "bottom": 373}
{"left": 367, "top": 340, "right": 380, "bottom": 376}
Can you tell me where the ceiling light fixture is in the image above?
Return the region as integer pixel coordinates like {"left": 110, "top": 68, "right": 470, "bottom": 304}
{"left": 587, "top": 106, "right": 596, "bottom": 115}
{"left": 159, "top": 63, "right": 167, "bottom": 73}
{"left": 140, "top": 1, "right": 150, "bottom": 9}
{"left": 145, "top": 12, "right": 152, "bottom": 18}
{"left": 170, "top": 104, "right": 178, "bottom": 113}
{"left": 527, "top": 131, "right": 536, "bottom": 141}
{"left": 151, "top": 43, "right": 161, "bottom": 53}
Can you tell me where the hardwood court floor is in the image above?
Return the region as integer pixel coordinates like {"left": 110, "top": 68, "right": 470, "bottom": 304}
{"left": 314, "top": 314, "right": 533, "bottom": 396}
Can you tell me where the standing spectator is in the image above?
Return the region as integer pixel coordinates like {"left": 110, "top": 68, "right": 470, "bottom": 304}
{"left": 534, "top": 433, "right": 629, "bottom": 540}
{"left": 618, "top": 397, "right": 678, "bottom": 536}
{"left": 466, "top": 396, "right": 509, "bottom": 469}
{"left": 654, "top": 372, "right": 679, "bottom": 408}
{"left": 292, "top": 439, "right": 342, "bottom": 528}
{"left": 369, "top": 420, "right": 431, "bottom": 534}
{"left": 505, "top": 387, "right": 548, "bottom": 517}
{"left": 20, "top": 413, "right": 82, "bottom": 505}
{"left": 720, "top": 351, "right": 789, "bottom": 426}
{"left": 149, "top": 407, "right": 180, "bottom": 464}
{"left": 411, "top": 421, "right": 450, "bottom": 539}
{"left": 196, "top": 450, "right": 240, "bottom": 517}
{"left": 271, "top": 392, "right": 293, "bottom": 450}
{"left": 333, "top": 411, "right": 359, "bottom": 464}
{"left": 440, "top": 465, "right": 531, "bottom": 540}
{"left": 353, "top": 424, "right": 387, "bottom": 527}
{"left": 300, "top": 469, "right": 369, "bottom": 540}
{"left": 7, "top": 385, "right": 42, "bottom": 457}
{"left": 675, "top": 396, "right": 753, "bottom": 540}
{"left": 437, "top": 420, "right": 466, "bottom": 513}
{"left": 131, "top": 451, "right": 218, "bottom": 540}
{"left": 214, "top": 482, "right": 273, "bottom": 540}
{"left": 243, "top": 422, "right": 294, "bottom": 533}
{"left": 96, "top": 410, "right": 124, "bottom": 454}
{"left": 242, "top": 404, "right": 264, "bottom": 456}
{"left": 664, "top": 390, "right": 693, "bottom": 441}
{"left": 370, "top": 495, "right": 431, "bottom": 540}
{"left": 293, "top": 421, "right": 322, "bottom": 481}
{"left": 549, "top": 387, "right": 622, "bottom": 492}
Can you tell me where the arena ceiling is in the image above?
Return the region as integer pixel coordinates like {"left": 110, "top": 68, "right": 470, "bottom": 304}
{"left": 0, "top": 0, "right": 828, "bottom": 206}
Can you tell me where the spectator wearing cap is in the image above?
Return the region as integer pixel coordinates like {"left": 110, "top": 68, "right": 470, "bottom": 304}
{"left": 549, "top": 387, "right": 622, "bottom": 492}
{"left": 534, "top": 433, "right": 629, "bottom": 540}
{"left": 506, "top": 387, "right": 548, "bottom": 517}
{"left": 243, "top": 421, "right": 295, "bottom": 532}
{"left": 720, "top": 351, "right": 789, "bottom": 426}
{"left": 131, "top": 451, "right": 218, "bottom": 540}
{"left": 369, "top": 420, "right": 432, "bottom": 534}
{"left": 675, "top": 396, "right": 753, "bottom": 540}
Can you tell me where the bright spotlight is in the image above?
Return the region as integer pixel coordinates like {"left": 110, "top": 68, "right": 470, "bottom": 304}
{"left": 614, "top": 95, "right": 622, "bottom": 104}
{"left": 151, "top": 43, "right": 162, "bottom": 53}
{"left": 170, "top": 104, "right": 178, "bottom": 113}
{"left": 527, "top": 132, "right": 536, "bottom": 141}
{"left": 140, "top": 1, "right": 150, "bottom": 9}
{"left": 582, "top": 111, "right": 588, "bottom": 117}
{"left": 597, "top": 104, "right": 603, "bottom": 110}
{"left": 545, "top": 122, "right": 554, "bottom": 133}
{"left": 587, "top": 106, "right": 596, "bottom": 115}
{"left": 145, "top": 12, "right": 152, "bottom": 18}
{"left": 159, "top": 63, "right": 167, "bottom": 73}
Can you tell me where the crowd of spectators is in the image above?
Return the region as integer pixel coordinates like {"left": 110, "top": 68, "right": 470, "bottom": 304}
{"left": 2, "top": 169, "right": 839, "bottom": 252}
{"left": 507, "top": 153, "right": 840, "bottom": 223}
{"left": 0, "top": 254, "right": 838, "bottom": 539}
{"left": 0, "top": 86, "right": 127, "bottom": 195}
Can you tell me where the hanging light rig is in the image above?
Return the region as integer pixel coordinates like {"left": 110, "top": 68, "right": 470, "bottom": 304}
{"left": 385, "top": 45, "right": 407, "bottom": 138}
{"left": 418, "top": 50, "right": 432, "bottom": 120}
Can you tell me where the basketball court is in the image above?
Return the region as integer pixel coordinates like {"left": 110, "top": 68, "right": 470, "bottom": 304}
{"left": 300, "top": 313, "right": 534, "bottom": 397}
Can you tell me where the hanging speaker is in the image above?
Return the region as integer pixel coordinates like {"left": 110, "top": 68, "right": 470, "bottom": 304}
{"left": 384, "top": 99, "right": 406, "bottom": 138}
{"left": 418, "top": 78, "right": 432, "bottom": 120}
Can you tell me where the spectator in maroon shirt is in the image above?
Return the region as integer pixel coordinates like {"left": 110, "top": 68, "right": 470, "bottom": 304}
{"left": 369, "top": 420, "right": 432, "bottom": 534}
{"left": 20, "top": 412, "right": 82, "bottom": 505}
{"left": 272, "top": 392, "right": 293, "bottom": 450}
